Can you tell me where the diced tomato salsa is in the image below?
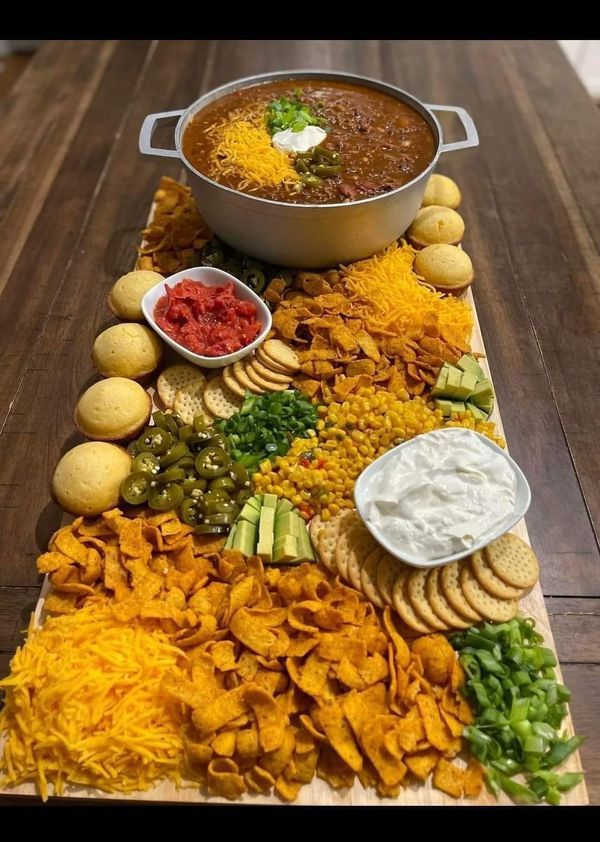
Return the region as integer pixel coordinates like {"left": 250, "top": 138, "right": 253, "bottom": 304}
{"left": 154, "top": 279, "right": 262, "bottom": 357}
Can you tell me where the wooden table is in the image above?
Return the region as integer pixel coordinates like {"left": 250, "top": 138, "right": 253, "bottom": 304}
{"left": 0, "top": 39, "right": 599, "bottom": 805}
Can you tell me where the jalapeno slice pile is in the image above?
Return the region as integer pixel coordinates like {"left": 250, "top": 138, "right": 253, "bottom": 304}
{"left": 121, "top": 411, "right": 251, "bottom": 535}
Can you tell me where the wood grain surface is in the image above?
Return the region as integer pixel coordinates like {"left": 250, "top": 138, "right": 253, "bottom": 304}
{"left": 0, "top": 38, "right": 599, "bottom": 804}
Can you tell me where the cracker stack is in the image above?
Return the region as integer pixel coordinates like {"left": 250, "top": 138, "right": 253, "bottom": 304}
{"left": 312, "top": 511, "right": 539, "bottom": 634}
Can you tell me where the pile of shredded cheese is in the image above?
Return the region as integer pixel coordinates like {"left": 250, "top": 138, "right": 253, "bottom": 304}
{"left": 343, "top": 242, "right": 473, "bottom": 347}
{"left": 208, "top": 107, "right": 301, "bottom": 192}
{"left": 0, "top": 601, "right": 189, "bottom": 801}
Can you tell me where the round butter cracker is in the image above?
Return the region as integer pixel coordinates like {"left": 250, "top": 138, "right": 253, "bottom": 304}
{"left": 233, "top": 361, "right": 264, "bottom": 395}
{"left": 173, "top": 386, "right": 213, "bottom": 426}
{"left": 440, "top": 561, "right": 483, "bottom": 623}
{"left": 360, "top": 547, "right": 386, "bottom": 609}
{"left": 426, "top": 567, "right": 471, "bottom": 629}
{"left": 346, "top": 531, "right": 379, "bottom": 592}
{"left": 260, "top": 339, "right": 300, "bottom": 372}
{"left": 222, "top": 365, "right": 246, "bottom": 400}
{"left": 335, "top": 524, "right": 368, "bottom": 583}
{"left": 377, "top": 553, "right": 405, "bottom": 607}
{"left": 249, "top": 357, "right": 293, "bottom": 385}
{"left": 471, "top": 549, "right": 524, "bottom": 599}
{"left": 316, "top": 510, "right": 359, "bottom": 574}
{"left": 245, "top": 361, "right": 288, "bottom": 392}
{"left": 203, "top": 377, "right": 243, "bottom": 420}
{"left": 157, "top": 364, "right": 205, "bottom": 410}
{"left": 407, "top": 569, "right": 449, "bottom": 631}
{"left": 484, "top": 533, "right": 540, "bottom": 589}
{"left": 392, "top": 571, "right": 435, "bottom": 634}
{"left": 460, "top": 563, "right": 518, "bottom": 622}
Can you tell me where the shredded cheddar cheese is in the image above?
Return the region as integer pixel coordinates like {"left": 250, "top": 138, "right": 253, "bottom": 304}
{"left": 208, "top": 106, "right": 301, "bottom": 192}
{"left": 0, "top": 601, "right": 189, "bottom": 801}
{"left": 343, "top": 241, "right": 473, "bottom": 347}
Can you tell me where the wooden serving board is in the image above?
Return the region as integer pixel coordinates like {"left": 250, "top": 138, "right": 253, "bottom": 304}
{"left": 0, "top": 216, "right": 588, "bottom": 806}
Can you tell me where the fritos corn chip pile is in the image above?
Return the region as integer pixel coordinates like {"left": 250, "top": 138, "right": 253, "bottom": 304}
{"left": 273, "top": 242, "right": 473, "bottom": 403}
{"left": 136, "top": 177, "right": 211, "bottom": 276}
{"left": 2, "top": 509, "right": 485, "bottom": 802}
{"left": 0, "top": 601, "right": 192, "bottom": 800}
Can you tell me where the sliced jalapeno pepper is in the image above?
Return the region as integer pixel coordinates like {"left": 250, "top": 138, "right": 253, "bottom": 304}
{"left": 209, "top": 477, "right": 236, "bottom": 492}
{"left": 156, "top": 467, "right": 186, "bottom": 485}
{"left": 202, "top": 489, "right": 231, "bottom": 505}
{"left": 207, "top": 431, "right": 228, "bottom": 450}
{"left": 148, "top": 482, "right": 184, "bottom": 511}
{"left": 183, "top": 478, "right": 207, "bottom": 495}
{"left": 152, "top": 410, "right": 167, "bottom": 429}
{"left": 164, "top": 413, "right": 182, "bottom": 437}
{"left": 193, "top": 523, "right": 228, "bottom": 535}
{"left": 236, "top": 488, "right": 252, "bottom": 506}
{"left": 121, "top": 471, "right": 151, "bottom": 505}
{"left": 193, "top": 415, "right": 208, "bottom": 433}
{"left": 178, "top": 424, "right": 194, "bottom": 444}
{"left": 159, "top": 440, "right": 189, "bottom": 467}
{"left": 180, "top": 498, "right": 202, "bottom": 527}
{"left": 188, "top": 430, "right": 213, "bottom": 450}
{"left": 196, "top": 446, "right": 231, "bottom": 478}
{"left": 127, "top": 440, "right": 139, "bottom": 457}
{"left": 241, "top": 267, "right": 266, "bottom": 294}
{"left": 201, "top": 499, "right": 237, "bottom": 516}
{"left": 230, "top": 462, "right": 250, "bottom": 486}
{"left": 203, "top": 511, "right": 236, "bottom": 525}
{"left": 132, "top": 452, "right": 160, "bottom": 475}
{"left": 136, "top": 427, "right": 173, "bottom": 456}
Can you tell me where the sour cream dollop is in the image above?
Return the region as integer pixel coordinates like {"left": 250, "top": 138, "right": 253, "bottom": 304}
{"left": 361, "top": 428, "right": 517, "bottom": 562}
{"left": 272, "top": 126, "right": 328, "bottom": 154}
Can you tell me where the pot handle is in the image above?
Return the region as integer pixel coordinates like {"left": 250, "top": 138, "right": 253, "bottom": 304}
{"left": 425, "top": 104, "right": 479, "bottom": 154}
{"left": 139, "top": 110, "right": 184, "bottom": 158}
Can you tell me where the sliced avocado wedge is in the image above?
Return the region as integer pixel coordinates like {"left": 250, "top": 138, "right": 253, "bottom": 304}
{"left": 456, "top": 354, "right": 485, "bottom": 380}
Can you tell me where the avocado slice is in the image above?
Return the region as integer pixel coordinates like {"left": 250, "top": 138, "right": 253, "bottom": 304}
{"left": 246, "top": 496, "right": 262, "bottom": 513}
{"left": 466, "top": 403, "right": 488, "bottom": 422}
{"left": 434, "top": 398, "right": 453, "bottom": 417}
{"left": 476, "top": 397, "right": 495, "bottom": 417}
{"left": 224, "top": 523, "right": 237, "bottom": 551}
{"left": 430, "top": 368, "right": 449, "bottom": 397}
{"left": 452, "top": 371, "right": 478, "bottom": 400}
{"left": 456, "top": 354, "right": 485, "bottom": 380}
{"left": 450, "top": 401, "right": 466, "bottom": 414}
{"left": 275, "top": 510, "right": 299, "bottom": 540}
{"left": 233, "top": 520, "right": 257, "bottom": 556}
{"left": 273, "top": 534, "right": 299, "bottom": 563}
{"left": 444, "top": 366, "right": 463, "bottom": 397}
{"left": 470, "top": 378, "right": 494, "bottom": 404}
{"left": 262, "top": 493, "right": 278, "bottom": 509}
{"left": 238, "top": 501, "right": 261, "bottom": 525}
{"left": 256, "top": 506, "right": 275, "bottom": 561}
{"left": 276, "top": 498, "right": 294, "bottom": 517}
{"left": 296, "top": 519, "right": 315, "bottom": 562}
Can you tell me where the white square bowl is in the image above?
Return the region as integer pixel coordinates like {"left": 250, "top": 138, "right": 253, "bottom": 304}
{"left": 354, "top": 428, "right": 532, "bottom": 569}
{"left": 141, "top": 266, "right": 272, "bottom": 369}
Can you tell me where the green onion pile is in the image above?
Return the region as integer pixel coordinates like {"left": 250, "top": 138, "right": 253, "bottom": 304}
{"left": 217, "top": 390, "right": 318, "bottom": 474}
{"left": 451, "top": 618, "right": 585, "bottom": 805}
{"left": 266, "top": 92, "right": 325, "bottom": 135}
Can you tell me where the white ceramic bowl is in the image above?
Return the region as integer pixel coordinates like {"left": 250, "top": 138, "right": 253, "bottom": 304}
{"left": 141, "top": 266, "right": 272, "bottom": 369}
{"left": 354, "top": 428, "right": 532, "bottom": 569}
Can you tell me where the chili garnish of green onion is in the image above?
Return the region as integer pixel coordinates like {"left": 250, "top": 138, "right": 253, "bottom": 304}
{"left": 265, "top": 90, "right": 326, "bottom": 136}
{"left": 451, "top": 617, "right": 585, "bottom": 805}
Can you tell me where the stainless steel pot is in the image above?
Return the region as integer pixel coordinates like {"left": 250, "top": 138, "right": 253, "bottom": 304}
{"left": 139, "top": 70, "right": 478, "bottom": 268}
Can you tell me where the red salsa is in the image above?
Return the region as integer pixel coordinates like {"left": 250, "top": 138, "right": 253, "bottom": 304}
{"left": 154, "top": 280, "right": 261, "bottom": 356}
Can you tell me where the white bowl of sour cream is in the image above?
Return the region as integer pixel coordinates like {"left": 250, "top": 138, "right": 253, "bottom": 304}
{"left": 354, "top": 428, "right": 531, "bottom": 569}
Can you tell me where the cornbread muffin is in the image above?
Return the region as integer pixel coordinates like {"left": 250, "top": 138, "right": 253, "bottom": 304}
{"left": 407, "top": 205, "right": 465, "bottom": 248}
{"left": 414, "top": 244, "right": 474, "bottom": 295}
{"left": 92, "top": 323, "right": 163, "bottom": 380}
{"left": 108, "top": 270, "right": 163, "bottom": 321}
{"left": 75, "top": 377, "right": 152, "bottom": 441}
{"left": 52, "top": 442, "right": 132, "bottom": 516}
{"left": 421, "top": 173, "right": 462, "bottom": 209}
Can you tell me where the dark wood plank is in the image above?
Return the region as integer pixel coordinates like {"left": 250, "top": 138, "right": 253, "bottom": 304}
{"left": 0, "top": 587, "right": 40, "bottom": 653}
{"left": 562, "top": 665, "right": 600, "bottom": 804}
{"left": 547, "top": 598, "right": 600, "bottom": 663}
{"left": 0, "top": 40, "right": 214, "bottom": 586}
{"left": 492, "top": 41, "right": 600, "bottom": 557}
{"left": 0, "top": 41, "right": 118, "bottom": 298}
{"left": 0, "top": 54, "right": 31, "bottom": 100}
